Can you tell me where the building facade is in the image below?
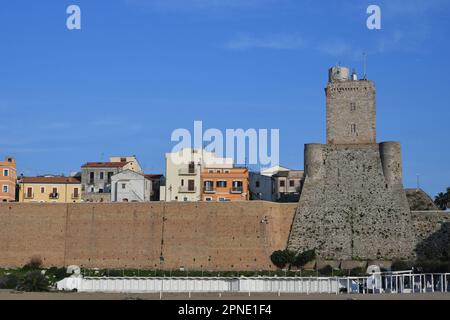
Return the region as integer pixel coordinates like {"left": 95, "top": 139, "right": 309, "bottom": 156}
{"left": 161, "top": 148, "right": 233, "bottom": 202}
{"left": 111, "top": 170, "right": 155, "bottom": 202}
{"left": 249, "top": 166, "right": 304, "bottom": 202}
{"left": 81, "top": 156, "right": 143, "bottom": 202}
{"left": 81, "top": 162, "right": 127, "bottom": 202}
{"left": 248, "top": 172, "right": 274, "bottom": 201}
{"left": 109, "top": 156, "right": 143, "bottom": 173}
{"left": 18, "top": 176, "right": 82, "bottom": 203}
{"left": 272, "top": 170, "right": 305, "bottom": 202}
{"left": 201, "top": 167, "right": 249, "bottom": 201}
{"left": 0, "top": 156, "right": 17, "bottom": 202}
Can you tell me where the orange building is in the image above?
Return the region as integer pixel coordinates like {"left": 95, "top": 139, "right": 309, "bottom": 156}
{"left": 201, "top": 167, "right": 249, "bottom": 201}
{"left": 0, "top": 156, "right": 17, "bottom": 202}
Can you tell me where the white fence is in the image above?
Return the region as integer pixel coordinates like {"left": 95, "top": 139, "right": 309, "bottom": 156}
{"left": 57, "top": 273, "right": 450, "bottom": 294}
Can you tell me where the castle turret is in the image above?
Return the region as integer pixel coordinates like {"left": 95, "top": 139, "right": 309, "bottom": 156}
{"left": 304, "top": 144, "right": 324, "bottom": 180}
{"left": 379, "top": 142, "right": 403, "bottom": 187}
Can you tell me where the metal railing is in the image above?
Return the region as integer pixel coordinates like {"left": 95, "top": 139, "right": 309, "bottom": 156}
{"left": 231, "top": 187, "right": 243, "bottom": 194}
{"left": 57, "top": 273, "right": 450, "bottom": 294}
{"left": 179, "top": 186, "right": 197, "bottom": 193}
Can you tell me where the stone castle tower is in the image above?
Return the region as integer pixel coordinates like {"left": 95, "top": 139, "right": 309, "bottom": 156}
{"left": 287, "top": 66, "right": 415, "bottom": 261}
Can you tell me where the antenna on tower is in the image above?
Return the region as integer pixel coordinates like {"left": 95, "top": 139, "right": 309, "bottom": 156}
{"left": 363, "top": 52, "right": 367, "bottom": 80}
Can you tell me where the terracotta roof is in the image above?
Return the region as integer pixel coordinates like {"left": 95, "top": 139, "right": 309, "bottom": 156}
{"left": 144, "top": 174, "right": 163, "bottom": 180}
{"left": 82, "top": 162, "right": 128, "bottom": 168}
{"left": 20, "top": 176, "right": 81, "bottom": 184}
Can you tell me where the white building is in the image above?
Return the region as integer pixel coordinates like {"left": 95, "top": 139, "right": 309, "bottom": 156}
{"left": 249, "top": 172, "right": 274, "bottom": 201}
{"left": 111, "top": 170, "right": 159, "bottom": 202}
{"left": 249, "top": 165, "right": 304, "bottom": 202}
{"left": 161, "top": 148, "right": 233, "bottom": 202}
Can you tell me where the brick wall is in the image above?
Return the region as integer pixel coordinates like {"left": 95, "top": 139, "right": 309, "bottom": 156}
{"left": 0, "top": 202, "right": 296, "bottom": 270}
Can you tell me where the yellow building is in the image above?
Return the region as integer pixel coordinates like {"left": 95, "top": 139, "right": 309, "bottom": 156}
{"left": 18, "top": 176, "right": 82, "bottom": 203}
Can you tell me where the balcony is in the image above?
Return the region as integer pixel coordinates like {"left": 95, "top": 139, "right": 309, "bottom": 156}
{"left": 178, "top": 166, "right": 198, "bottom": 176}
{"left": 49, "top": 193, "right": 59, "bottom": 200}
{"left": 231, "top": 187, "right": 243, "bottom": 194}
{"left": 179, "top": 186, "right": 197, "bottom": 193}
{"left": 204, "top": 188, "right": 215, "bottom": 194}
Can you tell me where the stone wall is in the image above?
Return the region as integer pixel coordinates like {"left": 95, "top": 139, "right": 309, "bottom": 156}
{"left": 288, "top": 143, "right": 415, "bottom": 261}
{"left": 0, "top": 202, "right": 296, "bottom": 270}
{"left": 412, "top": 211, "right": 449, "bottom": 260}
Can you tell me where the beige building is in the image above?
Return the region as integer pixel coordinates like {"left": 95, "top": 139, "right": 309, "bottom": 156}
{"left": 109, "top": 156, "right": 143, "bottom": 173}
{"left": 161, "top": 148, "right": 233, "bottom": 202}
{"left": 18, "top": 176, "right": 82, "bottom": 203}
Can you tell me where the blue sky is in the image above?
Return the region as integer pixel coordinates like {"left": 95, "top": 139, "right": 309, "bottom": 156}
{"left": 0, "top": 0, "right": 449, "bottom": 197}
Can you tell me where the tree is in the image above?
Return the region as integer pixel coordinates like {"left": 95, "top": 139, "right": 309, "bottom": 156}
{"left": 270, "top": 250, "right": 288, "bottom": 269}
{"left": 293, "top": 249, "right": 316, "bottom": 268}
{"left": 17, "top": 271, "right": 49, "bottom": 292}
{"left": 434, "top": 187, "right": 449, "bottom": 210}
{"left": 270, "top": 250, "right": 297, "bottom": 269}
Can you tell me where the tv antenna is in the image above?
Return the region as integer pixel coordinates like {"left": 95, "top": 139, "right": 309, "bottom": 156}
{"left": 363, "top": 52, "right": 367, "bottom": 80}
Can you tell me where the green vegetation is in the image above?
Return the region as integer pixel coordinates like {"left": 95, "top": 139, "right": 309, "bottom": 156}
{"left": 434, "top": 187, "right": 449, "bottom": 210}
{"left": 293, "top": 249, "right": 316, "bottom": 268}
{"left": 270, "top": 249, "right": 316, "bottom": 270}
{"left": 16, "top": 271, "right": 49, "bottom": 292}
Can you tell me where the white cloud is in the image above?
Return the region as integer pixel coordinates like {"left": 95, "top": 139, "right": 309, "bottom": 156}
{"left": 225, "top": 33, "right": 304, "bottom": 50}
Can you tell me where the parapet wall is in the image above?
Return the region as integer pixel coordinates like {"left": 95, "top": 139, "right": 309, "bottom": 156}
{"left": 0, "top": 202, "right": 297, "bottom": 271}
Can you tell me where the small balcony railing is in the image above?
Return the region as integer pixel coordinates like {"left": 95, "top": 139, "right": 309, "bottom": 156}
{"left": 49, "top": 193, "right": 59, "bottom": 200}
{"left": 178, "top": 167, "right": 197, "bottom": 175}
{"left": 204, "top": 188, "right": 215, "bottom": 194}
{"left": 231, "top": 187, "right": 243, "bottom": 194}
{"left": 179, "top": 186, "right": 197, "bottom": 193}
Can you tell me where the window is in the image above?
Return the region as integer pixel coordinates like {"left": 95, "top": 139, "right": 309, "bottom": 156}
{"left": 181, "top": 179, "right": 184, "bottom": 186}
{"left": 183, "top": 197, "right": 188, "bottom": 201}
{"left": 216, "top": 170, "right": 221, "bottom": 173}
{"left": 204, "top": 181, "right": 214, "bottom": 192}
{"left": 289, "top": 180, "right": 295, "bottom": 187}
{"left": 120, "top": 158, "right": 126, "bottom": 162}
{"left": 350, "top": 102, "right": 356, "bottom": 111}
{"left": 205, "top": 197, "right": 212, "bottom": 201}
{"left": 26, "top": 187, "right": 33, "bottom": 198}
{"left": 208, "top": 170, "right": 214, "bottom": 173}
{"left": 2, "top": 185, "right": 8, "bottom": 193}
{"left": 280, "top": 180, "right": 285, "bottom": 187}
{"left": 224, "top": 170, "right": 230, "bottom": 174}
{"left": 351, "top": 124, "right": 357, "bottom": 134}
{"left": 188, "top": 162, "right": 195, "bottom": 174}
{"left": 107, "top": 172, "right": 114, "bottom": 183}
{"left": 219, "top": 197, "right": 227, "bottom": 202}
{"left": 99, "top": 189, "right": 104, "bottom": 193}
{"left": 73, "top": 188, "right": 79, "bottom": 198}
{"left": 53, "top": 187, "right": 57, "bottom": 194}
{"left": 255, "top": 181, "right": 260, "bottom": 188}
{"left": 3, "top": 169, "right": 9, "bottom": 177}
{"left": 188, "top": 180, "right": 195, "bottom": 191}
{"left": 40, "top": 187, "right": 45, "bottom": 194}
{"left": 90, "top": 187, "right": 94, "bottom": 192}
{"left": 100, "top": 172, "right": 104, "bottom": 180}
{"left": 122, "top": 183, "right": 126, "bottom": 189}
{"left": 216, "top": 181, "right": 227, "bottom": 188}
{"left": 89, "top": 172, "right": 94, "bottom": 183}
